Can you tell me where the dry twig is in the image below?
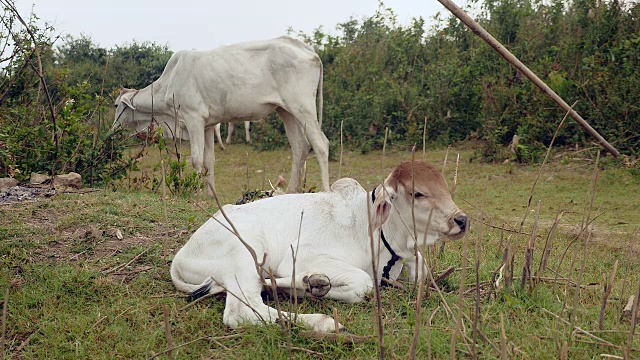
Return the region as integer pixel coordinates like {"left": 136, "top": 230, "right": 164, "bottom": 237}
{"left": 599, "top": 260, "right": 619, "bottom": 330}
{"left": 103, "top": 247, "right": 150, "bottom": 275}
{"left": 451, "top": 220, "right": 471, "bottom": 359}
{"left": 409, "top": 210, "right": 433, "bottom": 359}
{"left": 147, "top": 334, "right": 241, "bottom": 360}
{"left": 163, "top": 305, "right": 173, "bottom": 359}
{"left": 366, "top": 193, "right": 386, "bottom": 359}
{"left": 1, "top": 288, "right": 8, "bottom": 360}
{"left": 298, "top": 330, "right": 373, "bottom": 343}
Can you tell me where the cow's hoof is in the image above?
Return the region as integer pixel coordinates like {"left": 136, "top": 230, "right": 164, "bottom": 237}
{"left": 303, "top": 274, "right": 331, "bottom": 297}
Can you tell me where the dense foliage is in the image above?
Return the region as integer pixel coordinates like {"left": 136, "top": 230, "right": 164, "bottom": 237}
{"left": 289, "top": 0, "right": 639, "bottom": 160}
{"left": 0, "top": 3, "right": 172, "bottom": 183}
{"left": 1, "top": 0, "right": 638, "bottom": 185}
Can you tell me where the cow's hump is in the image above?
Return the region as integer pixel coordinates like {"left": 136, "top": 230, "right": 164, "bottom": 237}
{"left": 330, "top": 178, "right": 365, "bottom": 200}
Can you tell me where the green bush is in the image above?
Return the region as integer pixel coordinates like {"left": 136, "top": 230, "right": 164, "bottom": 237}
{"left": 0, "top": 9, "right": 130, "bottom": 185}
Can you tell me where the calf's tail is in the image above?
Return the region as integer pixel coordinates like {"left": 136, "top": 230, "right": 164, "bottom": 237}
{"left": 170, "top": 262, "right": 224, "bottom": 302}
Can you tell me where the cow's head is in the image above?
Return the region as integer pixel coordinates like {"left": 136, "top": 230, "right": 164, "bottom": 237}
{"left": 372, "top": 161, "right": 468, "bottom": 246}
{"left": 111, "top": 88, "right": 140, "bottom": 132}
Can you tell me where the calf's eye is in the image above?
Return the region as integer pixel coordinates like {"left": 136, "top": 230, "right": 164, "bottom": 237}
{"left": 413, "top": 192, "right": 425, "bottom": 199}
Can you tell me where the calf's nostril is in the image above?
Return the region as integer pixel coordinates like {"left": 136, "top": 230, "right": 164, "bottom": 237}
{"left": 454, "top": 215, "right": 468, "bottom": 231}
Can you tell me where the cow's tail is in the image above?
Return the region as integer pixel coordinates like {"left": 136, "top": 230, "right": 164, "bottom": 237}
{"left": 170, "top": 262, "right": 224, "bottom": 302}
{"left": 317, "top": 62, "right": 323, "bottom": 128}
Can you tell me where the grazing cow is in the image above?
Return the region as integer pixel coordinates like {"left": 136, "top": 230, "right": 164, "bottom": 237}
{"left": 213, "top": 121, "right": 254, "bottom": 151}
{"left": 171, "top": 161, "right": 468, "bottom": 332}
{"left": 112, "top": 36, "right": 330, "bottom": 195}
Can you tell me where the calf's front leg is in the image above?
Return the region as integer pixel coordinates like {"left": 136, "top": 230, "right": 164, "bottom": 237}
{"left": 273, "top": 259, "right": 374, "bottom": 304}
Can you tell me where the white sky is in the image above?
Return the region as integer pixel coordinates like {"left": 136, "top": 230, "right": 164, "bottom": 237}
{"left": 15, "top": 0, "right": 471, "bottom": 51}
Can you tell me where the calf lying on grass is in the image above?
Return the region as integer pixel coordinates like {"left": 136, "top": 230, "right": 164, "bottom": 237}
{"left": 171, "top": 161, "right": 467, "bottom": 332}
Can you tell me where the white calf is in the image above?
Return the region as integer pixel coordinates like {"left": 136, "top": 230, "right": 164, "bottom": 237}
{"left": 171, "top": 161, "right": 468, "bottom": 332}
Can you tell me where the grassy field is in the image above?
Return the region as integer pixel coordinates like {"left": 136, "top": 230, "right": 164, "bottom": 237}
{"left": 1, "top": 141, "right": 639, "bottom": 359}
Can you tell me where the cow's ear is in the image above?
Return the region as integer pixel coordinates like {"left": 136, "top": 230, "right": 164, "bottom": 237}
{"left": 372, "top": 177, "right": 397, "bottom": 228}
{"left": 121, "top": 91, "right": 137, "bottom": 110}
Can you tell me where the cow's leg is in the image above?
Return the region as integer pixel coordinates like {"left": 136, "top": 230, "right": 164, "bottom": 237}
{"left": 288, "top": 108, "right": 330, "bottom": 192}
{"left": 203, "top": 126, "right": 217, "bottom": 195}
{"left": 214, "top": 123, "right": 225, "bottom": 150}
{"left": 225, "top": 122, "right": 235, "bottom": 145}
{"left": 276, "top": 108, "right": 310, "bottom": 193}
{"left": 304, "top": 123, "right": 330, "bottom": 192}
{"left": 215, "top": 257, "right": 343, "bottom": 332}
{"left": 185, "top": 121, "right": 206, "bottom": 181}
{"left": 273, "top": 258, "right": 373, "bottom": 304}
{"left": 244, "top": 121, "right": 251, "bottom": 143}
{"left": 223, "top": 276, "right": 342, "bottom": 332}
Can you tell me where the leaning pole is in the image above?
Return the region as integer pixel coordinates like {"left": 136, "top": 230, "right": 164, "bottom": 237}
{"left": 437, "top": 0, "right": 620, "bottom": 157}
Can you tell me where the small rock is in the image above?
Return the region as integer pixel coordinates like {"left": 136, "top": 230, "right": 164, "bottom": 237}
{"left": 53, "top": 172, "right": 82, "bottom": 189}
{"left": 0, "top": 177, "right": 18, "bottom": 189}
{"left": 30, "top": 172, "right": 51, "bottom": 185}
{"left": 30, "top": 172, "right": 82, "bottom": 189}
{"left": 115, "top": 229, "right": 123, "bottom": 240}
{"left": 621, "top": 295, "right": 639, "bottom": 323}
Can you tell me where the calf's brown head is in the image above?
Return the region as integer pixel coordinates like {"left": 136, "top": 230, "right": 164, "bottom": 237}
{"left": 373, "top": 161, "right": 468, "bottom": 245}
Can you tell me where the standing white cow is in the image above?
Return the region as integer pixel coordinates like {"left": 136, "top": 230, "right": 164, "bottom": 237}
{"left": 112, "top": 36, "right": 329, "bottom": 194}
{"left": 171, "top": 161, "right": 468, "bottom": 332}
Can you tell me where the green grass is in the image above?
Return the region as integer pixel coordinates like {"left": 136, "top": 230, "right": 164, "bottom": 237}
{"left": 1, "top": 142, "right": 639, "bottom": 359}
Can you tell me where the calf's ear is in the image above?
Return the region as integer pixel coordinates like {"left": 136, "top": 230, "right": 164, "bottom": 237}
{"left": 372, "top": 177, "right": 398, "bottom": 228}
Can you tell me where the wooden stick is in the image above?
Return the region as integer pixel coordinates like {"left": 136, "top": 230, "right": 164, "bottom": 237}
{"left": 442, "top": 145, "right": 450, "bottom": 177}
{"left": 161, "top": 160, "right": 169, "bottom": 261}
{"left": 266, "top": 267, "right": 286, "bottom": 331}
{"left": 451, "top": 219, "right": 470, "bottom": 359}
{"left": 427, "top": 307, "right": 440, "bottom": 360}
{"left": 163, "top": 305, "right": 173, "bottom": 359}
{"left": 409, "top": 210, "right": 433, "bottom": 360}
{"left": 422, "top": 116, "right": 428, "bottom": 161}
{"left": 339, "top": 120, "right": 344, "bottom": 179}
{"left": 599, "top": 260, "right": 619, "bottom": 330}
{"left": 473, "top": 177, "right": 489, "bottom": 358}
{"left": 436, "top": 0, "right": 619, "bottom": 156}
{"left": 521, "top": 200, "right": 541, "bottom": 291}
{"left": 627, "top": 280, "right": 640, "bottom": 358}
{"left": 411, "top": 146, "right": 419, "bottom": 288}
{"left": 440, "top": 152, "right": 458, "bottom": 256}
{"left": 1, "top": 288, "right": 8, "bottom": 360}
{"left": 366, "top": 193, "right": 386, "bottom": 359}
{"left": 535, "top": 209, "right": 564, "bottom": 290}
{"left": 499, "top": 313, "right": 507, "bottom": 360}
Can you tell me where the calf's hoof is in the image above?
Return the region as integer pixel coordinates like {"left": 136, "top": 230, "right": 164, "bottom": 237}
{"left": 303, "top": 274, "right": 331, "bottom": 297}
